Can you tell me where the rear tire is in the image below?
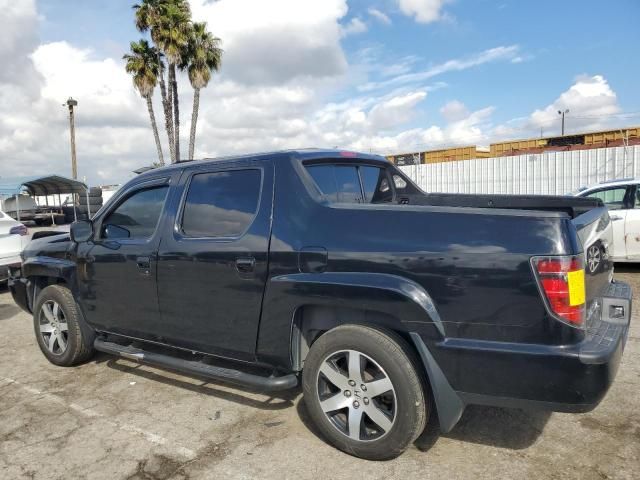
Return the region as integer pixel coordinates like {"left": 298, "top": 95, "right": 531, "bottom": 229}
{"left": 33, "top": 285, "right": 95, "bottom": 366}
{"left": 302, "top": 324, "right": 427, "bottom": 460}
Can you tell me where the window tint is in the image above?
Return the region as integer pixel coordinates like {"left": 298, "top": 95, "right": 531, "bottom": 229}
{"left": 360, "top": 166, "right": 393, "bottom": 203}
{"left": 102, "top": 185, "right": 168, "bottom": 239}
{"left": 307, "top": 165, "right": 363, "bottom": 203}
{"left": 585, "top": 187, "right": 627, "bottom": 210}
{"left": 182, "top": 169, "right": 261, "bottom": 237}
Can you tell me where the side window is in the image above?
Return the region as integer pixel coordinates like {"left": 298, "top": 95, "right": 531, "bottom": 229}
{"left": 181, "top": 169, "right": 261, "bottom": 237}
{"left": 392, "top": 174, "right": 408, "bottom": 190}
{"left": 306, "top": 165, "right": 362, "bottom": 203}
{"left": 102, "top": 185, "right": 168, "bottom": 240}
{"left": 585, "top": 187, "right": 628, "bottom": 210}
{"left": 360, "top": 166, "right": 393, "bottom": 203}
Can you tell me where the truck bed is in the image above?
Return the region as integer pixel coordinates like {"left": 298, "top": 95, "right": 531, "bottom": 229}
{"left": 407, "top": 193, "right": 603, "bottom": 219}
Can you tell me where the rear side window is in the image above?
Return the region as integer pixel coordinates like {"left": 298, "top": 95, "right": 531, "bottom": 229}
{"left": 360, "top": 166, "right": 393, "bottom": 203}
{"left": 307, "top": 165, "right": 362, "bottom": 203}
{"left": 102, "top": 185, "right": 168, "bottom": 240}
{"left": 306, "top": 164, "right": 393, "bottom": 204}
{"left": 181, "top": 169, "right": 261, "bottom": 237}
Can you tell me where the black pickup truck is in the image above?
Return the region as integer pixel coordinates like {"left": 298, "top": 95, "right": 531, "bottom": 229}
{"left": 9, "top": 149, "right": 632, "bottom": 460}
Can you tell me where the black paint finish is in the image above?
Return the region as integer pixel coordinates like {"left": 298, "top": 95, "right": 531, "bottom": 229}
{"left": 9, "top": 149, "right": 630, "bottom": 426}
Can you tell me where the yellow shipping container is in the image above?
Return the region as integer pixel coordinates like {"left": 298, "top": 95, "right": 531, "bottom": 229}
{"left": 584, "top": 127, "right": 640, "bottom": 145}
{"left": 424, "top": 146, "right": 479, "bottom": 163}
{"left": 490, "top": 138, "right": 547, "bottom": 156}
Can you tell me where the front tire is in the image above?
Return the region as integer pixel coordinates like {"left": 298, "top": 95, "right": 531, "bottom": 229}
{"left": 33, "top": 285, "right": 95, "bottom": 366}
{"left": 302, "top": 325, "right": 428, "bottom": 460}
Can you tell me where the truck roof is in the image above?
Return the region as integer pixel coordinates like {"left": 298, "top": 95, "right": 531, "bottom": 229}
{"left": 136, "top": 149, "right": 388, "bottom": 180}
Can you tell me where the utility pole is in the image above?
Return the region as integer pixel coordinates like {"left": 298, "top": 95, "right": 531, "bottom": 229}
{"left": 66, "top": 97, "right": 78, "bottom": 179}
{"left": 557, "top": 109, "right": 569, "bottom": 136}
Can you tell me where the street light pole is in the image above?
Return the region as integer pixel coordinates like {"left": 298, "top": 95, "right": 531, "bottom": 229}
{"left": 66, "top": 97, "right": 78, "bottom": 179}
{"left": 558, "top": 109, "right": 569, "bottom": 136}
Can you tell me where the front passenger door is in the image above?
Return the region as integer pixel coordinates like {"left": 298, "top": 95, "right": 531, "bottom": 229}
{"left": 78, "top": 180, "right": 169, "bottom": 338}
{"left": 624, "top": 185, "right": 640, "bottom": 260}
{"left": 583, "top": 185, "right": 632, "bottom": 260}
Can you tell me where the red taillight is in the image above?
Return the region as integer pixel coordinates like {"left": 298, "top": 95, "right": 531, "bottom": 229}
{"left": 9, "top": 224, "right": 28, "bottom": 236}
{"left": 532, "top": 255, "right": 586, "bottom": 327}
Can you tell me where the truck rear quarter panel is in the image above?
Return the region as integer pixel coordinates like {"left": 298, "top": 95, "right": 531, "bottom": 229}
{"left": 257, "top": 156, "right": 582, "bottom": 370}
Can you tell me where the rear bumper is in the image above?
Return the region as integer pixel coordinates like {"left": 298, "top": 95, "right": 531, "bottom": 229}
{"left": 414, "top": 280, "right": 631, "bottom": 431}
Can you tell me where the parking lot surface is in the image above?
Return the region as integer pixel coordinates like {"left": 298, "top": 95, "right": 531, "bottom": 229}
{"left": 1, "top": 268, "right": 639, "bottom": 480}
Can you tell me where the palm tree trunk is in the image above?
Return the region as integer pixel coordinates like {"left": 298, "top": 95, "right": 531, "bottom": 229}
{"left": 189, "top": 88, "right": 200, "bottom": 160}
{"left": 145, "top": 94, "right": 164, "bottom": 166}
{"left": 170, "top": 63, "right": 180, "bottom": 162}
{"left": 157, "top": 53, "right": 175, "bottom": 163}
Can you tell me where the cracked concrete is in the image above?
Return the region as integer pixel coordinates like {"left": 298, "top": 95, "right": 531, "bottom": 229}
{"left": 1, "top": 266, "right": 639, "bottom": 479}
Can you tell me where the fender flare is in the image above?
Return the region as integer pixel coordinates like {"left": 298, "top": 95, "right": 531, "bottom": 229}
{"left": 22, "top": 256, "right": 76, "bottom": 284}
{"left": 257, "top": 272, "right": 442, "bottom": 364}
{"left": 22, "top": 256, "right": 95, "bottom": 345}
{"left": 256, "top": 271, "right": 465, "bottom": 432}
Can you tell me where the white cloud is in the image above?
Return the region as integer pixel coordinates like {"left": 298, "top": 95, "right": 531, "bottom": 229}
{"left": 368, "top": 8, "right": 392, "bottom": 25}
{"left": 190, "top": 0, "right": 348, "bottom": 85}
{"left": 0, "top": 2, "right": 629, "bottom": 189}
{"left": 0, "top": 0, "right": 40, "bottom": 91}
{"left": 341, "top": 17, "right": 368, "bottom": 36}
{"left": 397, "top": 0, "right": 449, "bottom": 24}
{"left": 528, "top": 75, "right": 620, "bottom": 133}
{"left": 359, "top": 45, "right": 520, "bottom": 91}
{"left": 368, "top": 91, "right": 427, "bottom": 130}
{"left": 440, "top": 100, "right": 469, "bottom": 122}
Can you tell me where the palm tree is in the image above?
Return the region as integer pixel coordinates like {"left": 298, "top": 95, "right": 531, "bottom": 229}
{"left": 124, "top": 40, "right": 165, "bottom": 166}
{"left": 132, "top": 0, "right": 175, "bottom": 163}
{"left": 155, "top": 0, "right": 191, "bottom": 162}
{"left": 181, "top": 22, "right": 222, "bottom": 160}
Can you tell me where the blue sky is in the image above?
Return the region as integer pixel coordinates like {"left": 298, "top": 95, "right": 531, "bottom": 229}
{"left": 2, "top": 0, "right": 639, "bottom": 184}
{"left": 38, "top": 0, "right": 640, "bottom": 132}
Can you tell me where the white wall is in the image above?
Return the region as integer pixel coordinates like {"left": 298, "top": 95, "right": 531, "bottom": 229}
{"left": 399, "top": 145, "right": 640, "bottom": 195}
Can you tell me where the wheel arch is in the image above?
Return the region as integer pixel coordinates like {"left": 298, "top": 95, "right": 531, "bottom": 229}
{"left": 256, "top": 272, "right": 465, "bottom": 434}
{"left": 257, "top": 272, "right": 445, "bottom": 368}
{"left": 22, "top": 257, "right": 76, "bottom": 311}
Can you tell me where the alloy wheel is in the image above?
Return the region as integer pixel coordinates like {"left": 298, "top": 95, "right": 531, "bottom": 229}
{"left": 38, "top": 300, "right": 69, "bottom": 355}
{"left": 316, "top": 349, "right": 396, "bottom": 442}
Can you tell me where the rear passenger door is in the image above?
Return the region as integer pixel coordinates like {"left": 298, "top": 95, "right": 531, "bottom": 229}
{"left": 155, "top": 161, "right": 273, "bottom": 360}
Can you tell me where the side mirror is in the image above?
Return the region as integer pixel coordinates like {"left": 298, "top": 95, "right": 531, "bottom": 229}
{"left": 70, "top": 220, "right": 93, "bottom": 243}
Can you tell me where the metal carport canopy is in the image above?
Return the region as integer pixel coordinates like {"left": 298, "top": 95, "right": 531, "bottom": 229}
{"left": 0, "top": 175, "right": 87, "bottom": 196}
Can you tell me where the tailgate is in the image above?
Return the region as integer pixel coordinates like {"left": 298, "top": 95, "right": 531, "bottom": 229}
{"left": 572, "top": 206, "right": 614, "bottom": 302}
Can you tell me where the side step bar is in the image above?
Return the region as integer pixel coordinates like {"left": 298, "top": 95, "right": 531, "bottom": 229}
{"left": 94, "top": 338, "right": 298, "bottom": 392}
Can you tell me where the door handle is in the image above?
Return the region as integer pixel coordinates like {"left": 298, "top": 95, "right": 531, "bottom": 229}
{"left": 610, "top": 215, "right": 623, "bottom": 221}
{"left": 136, "top": 256, "right": 151, "bottom": 270}
{"left": 235, "top": 257, "right": 256, "bottom": 274}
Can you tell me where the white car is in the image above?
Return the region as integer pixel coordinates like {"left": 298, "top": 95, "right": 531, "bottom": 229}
{"left": 0, "top": 210, "right": 29, "bottom": 282}
{"left": 576, "top": 178, "right": 640, "bottom": 262}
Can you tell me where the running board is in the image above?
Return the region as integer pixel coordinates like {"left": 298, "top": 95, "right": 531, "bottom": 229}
{"left": 94, "top": 338, "right": 298, "bottom": 392}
